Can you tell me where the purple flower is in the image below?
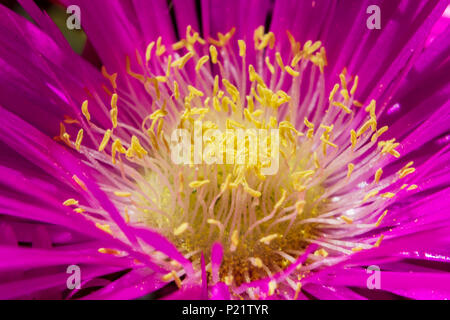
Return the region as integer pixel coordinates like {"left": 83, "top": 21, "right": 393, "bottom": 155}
{"left": 0, "top": 0, "right": 449, "bottom": 300}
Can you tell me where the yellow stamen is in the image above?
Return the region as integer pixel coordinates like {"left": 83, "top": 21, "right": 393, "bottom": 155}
{"left": 340, "top": 215, "right": 353, "bottom": 224}
{"left": 96, "top": 223, "right": 112, "bottom": 235}
{"left": 259, "top": 234, "right": 281, "bottom": 245}
{"left": 75, "top": 129, "right": 83, "bottom": 151}
{"left": 374, "top": 168, "right": 383, "bottom": 184}
{"left": 189, "top": 180, "right": 210, "bottom": 188}
{"left": 374, "top": 234, "right": 384, "bottom": 247}
{"left": 174, "top": 222, "right": 189, "bottom": 236}
{"left": 347, "top": 163, "right": 354, "bottom": 178}
{"left": 63, "top": 198, "right": 78, "bottom": 206}
{"left": 380, "top": 192, "right": 395, "bottom": 199}
{"left": 195, "top": 55, "right": 210, "bottom": 73}
{"left": 314, "top": 248, "right": 329, "bottom": 257}
{"left": 114, "top": 191, "right": 132, "bottom": 197}
{"left": 363, "top": 190, "right": 379, "bottom": 202}
{"left": 268, "top": 280, "right": 277, "bottom": 296}
{"left": 285, "top": 66, "right": 299, "bottom": 77}
{"left": 376, "top": 210, "right": 388, "bottom": 227}
{"left": 98, "top": 129, "right": 112, "bottom": 152}
{"left": 238, "top": 40, "right": 246, "bottom": 57}
{"left": 81, "top": 100, "right": 90, "bottom": 121}
{"left": 209, "top": 45, "right": 218, "bottom": 64}
{"left": 72, "top": 175, "right": 87, "bottom": 191}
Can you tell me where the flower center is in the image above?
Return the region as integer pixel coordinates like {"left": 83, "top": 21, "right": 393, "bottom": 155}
{"left": 59, "top": 26, "right": 417, "bottom": 294}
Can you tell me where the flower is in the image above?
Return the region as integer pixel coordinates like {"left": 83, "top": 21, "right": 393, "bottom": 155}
{"left": 0, "top": 0, "right": 449, "bottom": 300}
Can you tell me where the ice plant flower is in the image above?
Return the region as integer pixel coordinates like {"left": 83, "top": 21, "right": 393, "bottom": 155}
{"left": 0, "top": 0, "right": 449, "bottom": 300}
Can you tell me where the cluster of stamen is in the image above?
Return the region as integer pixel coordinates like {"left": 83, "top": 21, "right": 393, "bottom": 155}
{"left": 57, "top": 25, "right": 418, "bottom": 298}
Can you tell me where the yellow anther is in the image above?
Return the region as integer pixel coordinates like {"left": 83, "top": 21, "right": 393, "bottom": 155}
{"left": 353, "top": 100, "right": 363, "bottom": 107}
{"left": 124, "top": 207, "right": 130, "bottom": 224}
{"left": 220, "top": 174, "right": 232, "bottom": 192}
{"left": 313, "top": 151, "right": 320, "bottom": 168}
{"left": 352, "top": 247, "right": 363, "bottom": 252}
{"left": 272, "top": 189, "right": 287, "bottom": 211}
{"left": 110, "top": 108, "right": 118, "bottom": 128}
{"left": 162, "top": 271, "right": 182, "bottom": 288}
{"left": 172, "top": 51, "right": 194, "bottom": 69}
{"left": 374, "top": 234, "right": 385, "bottom": 247}
{"left": 363, "top": 190, "right": 379, "bottom": 202}
{"left": 111, "top": 139, "right": 126, "bottom": 164}
{"left": 222, "top": 79, "right": 240, "bottom": 103}
{"left": 399, "top": 167, "right": 415, "bottom": 179}
{"left": 98, "top": 248, "right": 120, "bottom": 255}
{"left": 376, "top": 210, "right": 388, "bottom": 227}
{"left": 165, "top": 55, "right": 172, "bottom": 77}
{"left": 259, "top": 234, "right": 281, "bottom": 245}
{"left": 207, "top": 219, "right": 222, "bottom": 227}
{"left": 238, "top": 40, "right": 246, "bottom": 57}
{"left": 320, "top": 136, "right": 338, "bottom": 148}
{"left": 189, "top": 179, "right": 210, "bottom": 188}
{"left": 75, "top": 129, "right": 83, "bottom": 151}
{"left": 329, "top": 84, "right": 339, "bottom": 102}
{"left": 332, "top": 101, "right": 352, "bottom": 114}
{"left": 95, "top": 223, "right": 112, "bottom": 235}
{"left": 155, "top": 36, "right": 166, "bottom": 56}
{"left": 113, "top": 191, "right": 131, "bottom": 197}
{"left": 244, "top": 184, "right": 261, "bottom": 198}
{"left": 285, "top": 65, "right": 300, "bottom": 77}
{"left": 265, "top": 56, "right": 275, "bottom": 74}
{"left": 295, "top": 200, "right": 306, "bottom": 216}
{"left": 292, "top": 170, "right": 315, "bottom": 181}
{"left": 380, "top": 192, "right": 395, "bottom": 199}
{"left": 173, "top": 81, "right": 180, "bottom": 100}
{"left": 248, "top": 65, "right": 264, "bottom": 85}
{"left": 209, "top": 45, "right": 218, "bottom": 64}
{"left": 314, "top": 248, "right": 329, "bottom": 257}
{"left": 101, "top": 66, "right": 118, "bottom": 89}
{"left": 188, "top": 85, "right": 204, "bottom": 98}
{"left": 339, "top": 73, "right": 347, "bottom": 90}
{"left": 374, "top": 168, "right": 383, "bottom": 184}
{"left": 275, "top": 52, "right": 284, "bottom": 69}
{"left": 350, "top": 75, "right": 359, "bottom": 95}
{"left": 174, "top": 222, "right": 189, "bottom": 236}
{"left": 230, "top": 230, "right": 239, "bottom": 251}
{"left": 249, "top": 257, "right": 263, "bottom": 268}
{"left": 407, "top": 184, "right": 418, "bottom": 191}
{"left": 72, "top": 175, "right": 87, "bottom": 191}
{"left": 268, "top": 280, "right": 277, "bottom": 296}
{"left": 63, "top": 198, "right": 78, "bottom": 206}
{"left": 111, "top": 93, "right": 118, "bottom": 110}
{"left": 145, "top": 41, "right": 155, "bottom": 64}
{"left": 304, "top": 117, "right": 314, "bottom": 128}
{"left": 195, "top": 55, "right": 210, "bottom": 73}
{"left": 211, "top": 75, "right": 219, "bottom": 97}
{"left": 347, "top": 163, "right": 354, "bottom": 178}
{"left": 224, "top": 276, "right": 234, "bottom": 286}
{"left": 357, "top": 119, "right": 376, "bottom": 137}
{"left": 340, "top": 215, "right": 353, "bottom": 224}
{"left": 98, "top": 129, "right": 111, "bottom": 152}
{"left": 371, "top": 126, "right": 388, "bottom": 142}
{"left": 293, "top": 282, "right": 302, "bottom": 300}
{"left": 291, "top": 53, "right": 302, "bottom": 67}
{"left": 149, "top": 109, "right": 167, "bottom": 120}
{"left": 350, "top": 129, "right": 357, "bottom": 149}
{"left": 81, "top": 100, "right": 90, "bottom": 121}
{"left": 74, "top": 208, "right": 85, "bottom": 214}
{"left": 365, "top": 99, "right": 376, "bottom": 119}
{"left": 340, "top": 89, "right": 350, "bottom": 101}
